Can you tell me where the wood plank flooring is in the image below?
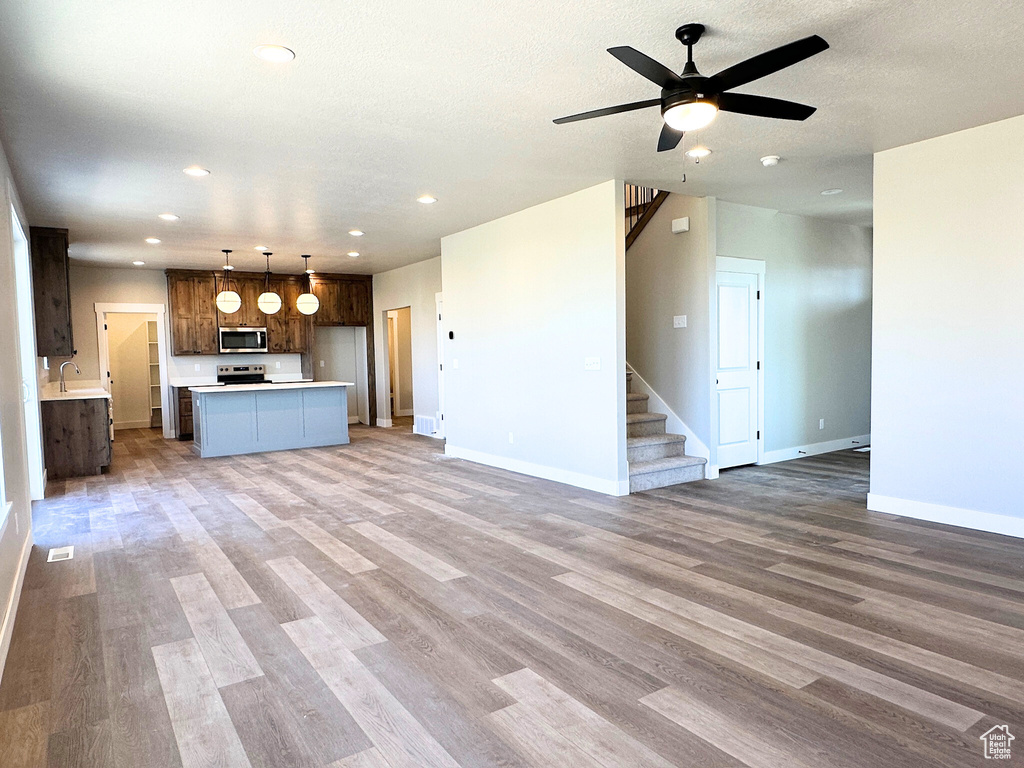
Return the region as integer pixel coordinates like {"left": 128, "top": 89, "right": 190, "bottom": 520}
{"left": 1, "top": 425, "right": 1023, "bottom": 767}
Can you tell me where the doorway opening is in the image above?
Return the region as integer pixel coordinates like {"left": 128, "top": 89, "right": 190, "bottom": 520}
{"left": 95, "top": 303, "right": 172, "bottom": 438}
{"left": 385, "top": 307, "right": 414, "bottom": 427}
{"left": 715, "top": 256, "right": 765, "bottom": 469}
{"left": 312, "top": 327, "right": 371, "bottom": 426}
{"left": 10, "top": 202, "right": 44, "bottom": 500}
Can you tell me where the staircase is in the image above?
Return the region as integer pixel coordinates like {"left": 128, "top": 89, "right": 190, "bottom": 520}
{"left": 625, "top": 184, "right": 670, "bottom": 250}
{"left": 626, "top": 370, "right": 707, "bottom": 492}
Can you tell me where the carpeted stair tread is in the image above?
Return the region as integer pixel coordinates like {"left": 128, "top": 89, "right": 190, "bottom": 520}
{"left": 627, "top": 434, "right": 686, "bottom": 447}
{"left": 626, "top": 412, "right": 667, "bottom": 424}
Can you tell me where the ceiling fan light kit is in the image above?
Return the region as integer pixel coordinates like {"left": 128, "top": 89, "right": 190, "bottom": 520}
{"left": 554, "top": 22, "right": 828, "bottom": 152}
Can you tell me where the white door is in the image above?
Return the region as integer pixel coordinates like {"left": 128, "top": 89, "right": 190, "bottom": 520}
{"left": 435, "top": 293, "right": 445, "bottom": 438}
{"left": 716, "top": 269, "right": 760, "bottom": 468}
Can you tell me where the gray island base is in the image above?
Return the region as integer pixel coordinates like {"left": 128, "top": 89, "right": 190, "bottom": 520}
{"left": 190, "top": 381, "right": 354, "bottom": 458}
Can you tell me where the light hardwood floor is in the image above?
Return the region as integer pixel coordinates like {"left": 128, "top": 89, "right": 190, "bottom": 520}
{"left": 1, "top": 425, "right": 1022, "bottom": 767}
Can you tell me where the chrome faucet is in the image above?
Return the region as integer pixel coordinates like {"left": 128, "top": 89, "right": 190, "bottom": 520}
{"left": 59, "top": 361, "right": 81, "bottom": 393}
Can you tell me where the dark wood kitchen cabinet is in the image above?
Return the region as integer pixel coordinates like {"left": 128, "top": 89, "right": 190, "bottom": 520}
{"left": 267, "top": 278, "right": 310, "bottom": 354}
{"left": 175, "top": 386, "right": 193, "bottom": 439}
{"left": 167, "top": 272, "right": 218, "bottom": 355}
{"left": 31, "top": 226, "right": 75, "bottom": 357}
{"left": 217, "top": 276, "right": 266, "bottom": 328}
{"left": 311, "top": 275, "right": 372, "bottom": 327}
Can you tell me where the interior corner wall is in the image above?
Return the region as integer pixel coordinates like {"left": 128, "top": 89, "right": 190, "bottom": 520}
{"left": 371, "top": 257, "right": 441, "bottom": 432}
{"left": 440, "top": 180, "right": 628, "bottom": 495}
{"left": 870, "top": 114, "right": 1024, "bottom": 536}
{"left": 716, "top": 201, "right": 873, "bottom": 459}
{"left": 625, "top": 194, "right": 714, "bottom": 462}
{"left": 0, "top": 138, "right": 35, "bottom": 684}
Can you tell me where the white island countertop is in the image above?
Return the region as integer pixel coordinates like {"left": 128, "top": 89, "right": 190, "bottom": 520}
{"left": 189, "top": 380, "right": 354, "bottom": 394}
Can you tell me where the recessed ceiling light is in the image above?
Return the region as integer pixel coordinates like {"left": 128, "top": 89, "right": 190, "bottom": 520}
{"left": 183, "top": 166, "right": 210, "bottom": 177}
{"left": 348, "top": 229, "right": 364, "bottom": 237}
{"left": 760, "top": 155, "right": 781, "bottom": 167}
{"left": 347, "top": 251, "right": 359, "bottom": 258}
{"left": 145, "top": 237, "right": 161, "bottom": 244}
{"left": 685, "top": 147, "right": 712, "bottom": 160}
{"left": 254, "top": 45, "right": 295, "bottom": 63}
{"left": 158, "top": 213, "right": 180, "bottom": 221}
{"left": 254, "top": 245, "right": 268, "bottom": 251}
{"left": 821, "top": 188, "right": 843, "bottom": 195}
{"left": 417, "top": 195, "right": 437, "bottom": 204}
{"left": 133, "top": 260, "right": 145, "bottom": 266}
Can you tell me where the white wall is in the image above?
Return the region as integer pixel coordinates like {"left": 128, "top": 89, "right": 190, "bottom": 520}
{"left": 870, "top": 114, "right": 1024, "bottom": 536}
{"left": 626, "top": 194, "right": 714, "bottom": 461}
{"left": 717, "top": 202, "right": 873, "bottom": 460}
{"left": 372, "top": 257, "right": 441, "bottom": 433}
{"left": 107, "top": 313, "right": 156, "bottom": 429}
{"left": 440, "top": 180, "right": 628, "bottom": 495}
{"left": 0, "top": 138, "right": 35, "bottom": 684}
{"left": 313, "top": 326, "right": 369, "bottom": 423}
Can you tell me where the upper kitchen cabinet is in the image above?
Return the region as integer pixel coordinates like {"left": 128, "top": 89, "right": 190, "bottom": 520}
{"left": 218, "top": 276, "right": 265, "bottom": 328}
{"left": 167, "top": 271, "right": 219, "bottom": 355}
{"left": 311, "top": 275, "right": 372, "bottom": 327}
{"left": 267, "top": 278, "right": 310, "bottom": 353}
{"left": 31, "top": 226, "right": 74, "bottom": 357}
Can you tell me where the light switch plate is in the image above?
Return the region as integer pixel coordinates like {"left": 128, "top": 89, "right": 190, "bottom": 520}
{"left": 673, "top": 315, "right": 687, "bottom": 328}
{"left": 584, "top": 357, "right": 601, "bottom": 371}
{"left": 453, "top": 358, "right": 459, "bottom": 369}
{"left": 819, "top": 418, "right": 825, "bottom": 430}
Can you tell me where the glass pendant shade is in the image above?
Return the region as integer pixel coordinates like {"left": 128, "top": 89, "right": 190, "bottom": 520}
{"left": 296, "top": 292, "right": 319, "bottom": 315}
{"left": 663, "top": 101, "right": 718, "bottom": 132}
{"left": 216, "top": 290, "right": 241, "bottom": 314}
{"left": 257, "top": 291, "right": 282, "bottom": 314}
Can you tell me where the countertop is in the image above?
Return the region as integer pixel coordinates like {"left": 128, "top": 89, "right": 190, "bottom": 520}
{"left": 168, "top": 376, "right": 313, "bottom": 388}
{"left": 40, "top": 383, "right": 112, "bottom": 402}
{"left": 189, "top": 380, "right": 353, "bottom": 394}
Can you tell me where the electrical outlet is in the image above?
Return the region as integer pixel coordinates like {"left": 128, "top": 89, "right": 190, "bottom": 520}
{"left": 584, "top": 357, "right": 601, "bottom": 371}
{"left": 508, "top": 432, "right": 514, "bottom": 444}
{"left": 275, "top": 361, "right": 281, "bottom": 369}
{"left": 819, "top": 418, "right": 825, "bottom": 430}
{"left": 453, "top": 358, "right": 459, "bottom": 369}
{"left": 319, "top": 360, "right": 325, "bottom": 368}
{"left": 194, "top": 363, "right": 201, "bottom": 372}
{"left": 673, "top": 315, "right": 687, "bottom": 328}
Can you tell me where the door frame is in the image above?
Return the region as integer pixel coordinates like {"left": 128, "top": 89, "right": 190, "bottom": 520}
{"left": 715, "top": 256, "right": 765, "bottom": 466}
{"left": 95, "top": 303, "right": 172, "bottom": 439}
{"left": 435, "top": 292, "right": 445, "bottom": 439}
{"left": 9, "top": 197, "right": 45, "bottom": 500}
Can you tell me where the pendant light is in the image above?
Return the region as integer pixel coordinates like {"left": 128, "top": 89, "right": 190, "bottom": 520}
{"left": 215, "top": 249, "right": 242, "bottom": 314}
{"left": 295, "top": 254, "right": 320, "bottom": 315}
{"left": 257, "top": 252, "right": 282, "bottom": 314}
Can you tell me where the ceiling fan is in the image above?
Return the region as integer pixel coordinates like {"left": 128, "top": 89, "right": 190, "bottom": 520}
{"left": 554, "top": 24, "right": 829, "bottom": 152}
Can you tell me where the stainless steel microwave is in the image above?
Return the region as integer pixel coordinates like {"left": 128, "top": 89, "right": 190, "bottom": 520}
{"left": 219, "top": 327, "right": 268, "bottom": 354}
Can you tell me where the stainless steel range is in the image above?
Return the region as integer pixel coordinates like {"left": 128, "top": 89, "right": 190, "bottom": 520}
{"left": 216, "top": 364, "right": 269, "bottom": 385}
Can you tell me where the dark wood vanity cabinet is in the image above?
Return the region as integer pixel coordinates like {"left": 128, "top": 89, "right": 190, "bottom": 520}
{"left": 41, "top": 398, "right": 112, "bottom": 479}
{"left": 31, "top": 226, "right": 75, "bottom": 357}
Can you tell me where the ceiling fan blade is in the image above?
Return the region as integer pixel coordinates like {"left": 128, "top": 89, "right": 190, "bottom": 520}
{"left": 553, "top": 98, "right": 661, "bottom": 125}
{"left": 708, "top": 35, "right": 828, "bottom": 93}
{"left": 718, "top": 93, "right": 816, "bottom": 120}
{"left": 608, "top": 46, "right": 684, "bottom": 89}
{"left": 657, "top": 123, "right": 684, "bottom": 152}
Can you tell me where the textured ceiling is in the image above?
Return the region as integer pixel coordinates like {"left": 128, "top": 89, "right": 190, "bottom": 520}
{"left": 0, "top": 0, "right": 1022, "bottom": 275}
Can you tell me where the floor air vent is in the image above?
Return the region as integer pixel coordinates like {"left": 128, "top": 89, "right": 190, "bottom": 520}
{"left": 47, "top": 546, "right": 75, "bottom": 562}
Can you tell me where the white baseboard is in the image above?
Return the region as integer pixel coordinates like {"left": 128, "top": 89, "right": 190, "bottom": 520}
{"left": 0, "top": 528, "right": 32, "bottom": 689}
{"left": 867, "top": 493, "right": 1024, "bottom": 540}
{"left": 376, "top": 418, "right": 393, "bottom": 428}
{"left": 760, "top": 434, "right": 870, "bottom": 466}
{"left": 395, "top": 408, "right": 413, "bottom": 417}
{"left": 445, "top": 444, "right": 629, "bottom": 496}
{"left": 626, "top": 364, "right": 710, "bottom": 460}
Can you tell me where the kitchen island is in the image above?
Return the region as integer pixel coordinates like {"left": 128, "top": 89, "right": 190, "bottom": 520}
{"left": 190, "top": 380, "right": 353, "bottom": 458}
